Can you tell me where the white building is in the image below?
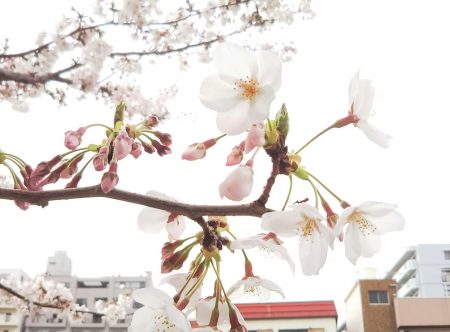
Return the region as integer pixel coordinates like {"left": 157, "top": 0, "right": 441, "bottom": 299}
{"left": 384, "top": 244, "right": 450, "bottom": 297}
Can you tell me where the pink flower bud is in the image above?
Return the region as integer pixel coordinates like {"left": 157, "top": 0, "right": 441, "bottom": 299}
{"left": 113, "top": 131, "right": 133, "bottom": 160}
{"left": 65, "top": 173, "right": 82, "bottom": 188}
{"left": 144, "top": 115, "right": 159, "bottom": 128}
{"left": 60, "top": 155, "right": 84, "bottom": 179}
{"left": 64, "top": 127, "right": 86, "bottom": 150}
{"left": 245, "top": 123, "right": 265, "bottom": 153}
{"left": 226, "top": 145, "right": 244, "bottom": 166}
{"left": 100, "top": 162, "right": 119, "bottom": 193}
{"left": 161, "top": 240, "right": 184, "bottom": 259}
{"left": 93, "top": 147, "right": 109, "bottom": 171}
{"left": 182, "top": 139, "right": 216, "bottom": 161}
{"left": 15, "top": 200, "right": 30, "bottom": 211}
{"left": 161, "top": 250, "right": 190, "bottom": 274}
{"left": 130, "top": 142, "right": 142, "bottom": 159}
{"left": 219, "top": 165, "right": 254, "bottom": 201}
{"left": 142, "top": 142, "right": 156, "bottom": 154}
{"left": 153, "top": 131, "right": 172, "bottom": 146}
{"left": 29, "top": 155, "right": 62, "bottom": 190}
{"left": 152, "top": 140, "right": 172, "bottom": 156}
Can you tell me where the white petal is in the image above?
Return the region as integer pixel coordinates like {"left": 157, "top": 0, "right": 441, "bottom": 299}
{"left": 370, "top": 210, "right": 405, "bottom": 235}
{"left": 200, "top": 74, "right": 241, "bottom": 112}
{"left": 348, "top": 71, "right": 360, "bottom": 106}
{"left": 227, "top": 280, "right": 244, "bottom": 297}
{"left": 165, "top": 217, "right": 186, "bottom": 240}
{"left": 298, "top": 225, "right": 331, "bottom": 275}
{"left": 356, "top": 201, "right": 398, "bottom": 217}
{"left": 165, "top": 304, "right": 191, "bottom": 331}
{"left": 219, "top": 165, "right": 253, "bottom": 201}
{"left": 196, "top": 299, "right": 229, "bottom": 327}
{"left": 353, "top": 79, "right": 374, "bottom": 119}
{"left": 359, "top": 232, "right": 381, "bottom": 258}
{"left": 137, "top": 207, "right": 167, "bottom": 233}
{"left": 216, "top": 101, "right": 253, "bottom": 135}
{"left": 130, "top": 307, "right": 157, "bottom": 332}
{"left": 247, "top": 85, "right": 276, "bottom": 123}
{"left": 229, "top": 236, "right": 263, "bottom": 250}
{"left": 261, "top": 211, "right": 301, "bottom": 237}
{"left": 357, "top": 121, "right": 392, "bottom": 148}
{"left": 257, "top": 51, "right": 282, "bottom": 91}
{"left": 214, "top": 42, "right": 258, "bottom": 79}
{"left": 132, "top": 287, "right": 172, "bottom": 308}
{"left": 259, "top": 277, "right": 285, "bottom": 298}
{"left": 292, "top": 204, "right": 324, "bottom": 221}
{"left": 344, "top": 225, "right": 361, "bottom": 264}
{"left": 335, "top": 206, "right": 357, "bottom": 235}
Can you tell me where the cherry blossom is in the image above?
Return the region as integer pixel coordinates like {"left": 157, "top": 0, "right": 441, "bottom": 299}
{"left": 244, "top": 123, "right": 265, "bottom": 153}
{"left": 261, "top": 204, "right": 334, "bottom": 276}
{"left": 159, "top": 273, "right": 202, "bottom": 310}
{"left": 138, "top": 191, "right": 186, "bottom": 240}
{"left": 200, "top": 42, "right": 281, "bottom": 135}
{"left": 227, "top": 275, "right": 285, "bottom": 300}
{"left": 195, "top": 298, "right": 245, "bottom": 331}
{"left": 347, "top": 72, "right": 392, "bottom": 147}
{"left": 218, "top": 164, "right": 253, "bottom": 201}
{"left": 230, "top": 233, "right": 295, "bottom": 274}
{"left": 130, "top": 286, "right": 191, "bottom": 332}
{"left": 335, "top": 201, "right": 405, "bottom": 264}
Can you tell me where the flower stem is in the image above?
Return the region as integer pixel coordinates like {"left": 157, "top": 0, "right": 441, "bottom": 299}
{"left": 307, "top": 179, "right": 319, "bottom": 208}
{"left": 294, "top": 124, "right": 335, "bottom": 154}
{"left": 281, "top": 174, "right": 293, "bottom": 211}
{"left": 85, "top": 123, "right": 113, "bottom": 131}
{"left": 307, "top": 171, "right": 345, "bottom": 203}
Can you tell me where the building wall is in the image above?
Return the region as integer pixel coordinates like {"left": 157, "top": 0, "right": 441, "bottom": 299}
{"left": 394, "top": 297, "right": 450, "bottom": 329}
{"left": 244, "top": 317, "right": 337, "bottom": 332}
{"left": 0, "top": 305, "right": 22, "bottom": 332}
{"left": 345, "top": 283, "right": 364, "bottom": 332}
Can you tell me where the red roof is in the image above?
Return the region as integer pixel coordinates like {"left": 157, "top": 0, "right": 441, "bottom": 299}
{"left": 235, "top": 301, "right": 337, "bottom": 320}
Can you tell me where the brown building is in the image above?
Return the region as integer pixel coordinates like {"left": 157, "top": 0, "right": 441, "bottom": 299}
{"left": 340, "top": 279, "right": 450, "bottom": 332}
{"left": 344, "top": 279, "right": 397, "bottom": 332}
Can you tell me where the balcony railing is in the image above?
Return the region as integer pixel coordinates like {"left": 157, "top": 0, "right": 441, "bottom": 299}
{"left": 398, "top": 277, "right": 419, "bottom": 297}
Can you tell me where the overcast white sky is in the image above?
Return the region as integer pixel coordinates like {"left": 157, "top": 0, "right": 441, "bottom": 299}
{"left": 1, "top": 0, "right": 450, "bottom": 324}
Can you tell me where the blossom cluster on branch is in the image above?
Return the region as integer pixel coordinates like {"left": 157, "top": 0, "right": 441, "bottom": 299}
{"left": 0, "top": 0, "right": 313, "bottom": 114}
{"left": 0, "top": 39, "right": 405, "bottom": 331}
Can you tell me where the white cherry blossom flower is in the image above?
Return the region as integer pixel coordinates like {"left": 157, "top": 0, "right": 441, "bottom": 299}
{"left": 335, "top": 201, "right": 405, "bottom": 264}
{"left": 230, "top": 233, "right": 295, "bottom": 274}
{"left": 130, "top": 285, "right": 191, "bottom": 332}
{"left": 138, "top": 191, "right": 185, "bottom": 240}
{"left": 227, "top": 275, "right": 285, "bottom": 300}
{"left": 348, "top": 71, "right": 392, "bottom": 148}
{"left": 195, "top": 298, "right": 245, "bottom": 330}
{"left": 261, "top": 204, "right": 334, "bottom": 276}
{"left": 200, "top": 42, "right": 281, "bottom": 135}
{"left": 160, "top": 273, "right": 202, "bottom": 310}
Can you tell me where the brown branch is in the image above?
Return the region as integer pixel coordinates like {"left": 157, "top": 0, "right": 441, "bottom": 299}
{"left": 0, "top": 185, "right": 271, "bottom": 219}
{"left": 0, "top": 282, "right": 104, "bottom": 316}
{"left": 0, "top": 63, "right": 81, "bottom": 85}
{"left": 257, "top": 153, "right": 281, "bottom": 206}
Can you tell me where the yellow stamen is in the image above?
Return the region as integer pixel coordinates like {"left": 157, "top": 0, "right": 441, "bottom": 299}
{"left": 235, "top": 77, "right": 260, "bottom": 101}
{"left": 348, "top": 211, "right": 376, "bottom": 236}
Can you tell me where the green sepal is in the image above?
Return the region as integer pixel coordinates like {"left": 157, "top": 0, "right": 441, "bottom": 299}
{"left": 294, "top": 167, "right": 309, "bottom": 180}
{"left": 87, "top": 144, "right": 99, "bottom": 152}
{"left": 276, "top": 103, "right": 289, "bottom": 138}
{"left": 114, "top": 101, "right": 125, "bottom": 126}
{"left": 265, "top": 120, "right": 279, "bottom": 145}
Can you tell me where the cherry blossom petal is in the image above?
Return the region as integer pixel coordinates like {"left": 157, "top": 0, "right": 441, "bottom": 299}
{"left": 298, "top": 224, "right": 333, "bottom": 275}
{"left": 196, "top": 298, "right": 229, "bottom": 327}
{"left": 357, "top": 121, "right": 392, "bottom": 148}
{"left": 165, "top": 217, "right": 186, "bottom": 240}
{"left": 165, "top": 304, "right": 192, "bottom": 331}
{"left": 200, "top": 75, "right": 241, "bottom": 112}
{"left": 370, "top": 210, "right": 405, "bottom": 234}
{"left": 137, "top": 207, "right": 167, "bottom": 233}
{"left": 261, "top": 210, "right": 300, "bottom": 237}
{"left": 219, "top": 165, "right": 253, "bottom": 201}
{"left": 257, "top": 51, "right": 282, "bottom": 90}
{"left": 215, "top": 101, "right": 253, "bottom": 135}
{"left": 214, "top": 42, "right": 258, "bottom": 79}
{"left": 356, "top": 201, "right": 398, "bottom": 217}
{"left": 247, "top": 85, "right": 276, "bottom": 123}
{"left": 130, "top": 306, "right": 158, "bottom": 332}
{"left": 132, "top": 287, "right": 172, "bottom": 308}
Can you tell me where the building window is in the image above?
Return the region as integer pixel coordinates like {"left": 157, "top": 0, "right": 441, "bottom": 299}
{"left": 94, "top": 297, "right": 108, "bottom": 303}
{"left": 249, "top": 330, "right": 274, "bottom": 332}
{"left": 77, "top": 281, "right": 109, "bottom": 288}
{"left": 368, "top": 290, "right": 389, "bottom": 304}
{"left": 444, "top": 251, "right": 450, "bottom": 260}
{"left": 76, "top": 298, "right": 88, "bottom": 306}
{"left": 92, "top": 314, "right": 103, "bottom": 323}
{"left": 5, "top": 313, "right": 11, "bottom": 322}
{"left": 279, "top": 330, "right": 308, "bottom": 332}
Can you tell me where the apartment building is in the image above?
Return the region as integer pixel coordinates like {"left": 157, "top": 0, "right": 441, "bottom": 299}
{"left": 385, "top": 244, "right": 450, "bottom": 297}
